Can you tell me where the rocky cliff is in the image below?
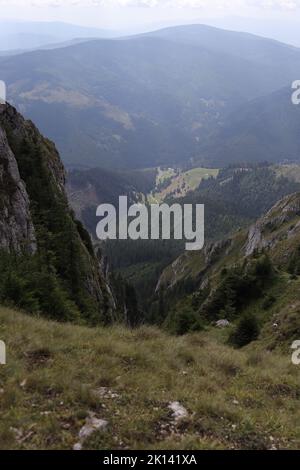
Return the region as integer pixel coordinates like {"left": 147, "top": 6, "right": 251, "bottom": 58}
{"left": 158, "top": 192, "right": 300, "bottom": 293}
{"left": 157, "top": 192, "right": 300, "bottom": 340}
{"left": 0, "top": 125, "right": 36, "bottom": 253}
{"left": 0, "top": 103, "right": 115, "bottom": 324}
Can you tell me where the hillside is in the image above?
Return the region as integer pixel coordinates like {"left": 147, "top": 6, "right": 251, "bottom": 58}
{"left": 157, "top": 192, "right": 300, "bottom": 344}
{"left": 2, "top": 25, "right": 300, "bottom": 169}
{"left": 144, "top": 24, "right": 300, "bottom": 67}
{"left": 0, "top": 305, "right": 299, "bottom": 450}
{"left": 0, "top": 21, "right": 116, "bottom": 52}
{"left": 198, "top": 87, "right": 300, "bottom": 167}
{"left": 0, "top": 103, "right": 115, "bottom": 325}
{"left": 149, "top": 167, "right": 219, "bottom": 203}
{"left": 68, "top": 164, "right": 300, "bottom": 316}
{"left": 67, "top": 167, "right": 157, "bottom": 234}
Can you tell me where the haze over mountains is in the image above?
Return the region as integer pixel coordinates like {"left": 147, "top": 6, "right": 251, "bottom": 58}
{"left": 199, "top": 86, "right": 300, "bottom": 167}
{"left": 0, "top": 23, "right": 300, "bottom": 169}
{"left": 0, "top": 21, "right": 118, "bottom": 53}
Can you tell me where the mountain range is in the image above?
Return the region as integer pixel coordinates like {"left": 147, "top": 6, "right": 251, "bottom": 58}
{"left": 2, "top": 20, "right": 300, "bottom": 452}
{"left": 198, "top": 86, "right": 300, "bottom": 167}
{"left": 0, "top": 21, "right": 117, "bottom": 53}
{"left": 1, "top": 24, "right": 300, "bottom": 169}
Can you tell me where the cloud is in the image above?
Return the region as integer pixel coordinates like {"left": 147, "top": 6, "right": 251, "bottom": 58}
{"left": 1, "top": 0, "right": 300, "bottom": 10}
{"left": 251, "top": 0, "right": 300, "bottom": 10}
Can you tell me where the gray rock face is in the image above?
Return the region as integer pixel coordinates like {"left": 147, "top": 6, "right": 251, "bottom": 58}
{"left": 0, "top": 126, "right": 36, "bottom": 253}
{"left": 245, "top": 192, "right": 300, "bottom": 256}
{"left": 216, "top": 319, "right": 231, "bottom": 328}
{"left": 0, "top": 103, "right": 66, "bottom": 193}
{"left": 205, "top": 238, "right": 232, "bottom": 265}
{"left": 0, "top": 103, "right": 116, "bottom": 321}
{"left": 245, "top": 224, "right": 264, "bottom": 257}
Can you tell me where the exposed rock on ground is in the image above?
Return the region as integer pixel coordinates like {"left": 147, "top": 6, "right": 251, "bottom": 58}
{"left": 73, "top": 413, "right": 108, "bottom": 450}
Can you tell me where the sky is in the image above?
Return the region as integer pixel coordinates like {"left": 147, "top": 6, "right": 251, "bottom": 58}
{"left": 0, "top": 0, "right": 300, "bottom": 43}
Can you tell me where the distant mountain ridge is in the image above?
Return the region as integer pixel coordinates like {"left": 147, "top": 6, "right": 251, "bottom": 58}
{"left": 0, "top": 21, "right": 118, "bottom": 52}
{"left": 1, "top": 24, "right": 300, "bottom": 169}
{"left": 197, "top": 86, "right": 300, "bottom": 167}
{"left": 142, "top": 23, "right": 300, "bottom": 65}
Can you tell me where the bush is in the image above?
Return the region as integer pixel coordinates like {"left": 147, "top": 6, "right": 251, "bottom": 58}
{"left": 201, "top": 254, "right": 275, "bottom": 321}
{"left": 166, "top": 307, "right": 204, "bottom": 336}
{"left": 288, "top": 246, "right": 300, "bottom": 276}
{"left": 229, "top": 313, "right": 260, "bottom": 348}
{"left": 262, "top": 294, "right": 276, "bottom": 310}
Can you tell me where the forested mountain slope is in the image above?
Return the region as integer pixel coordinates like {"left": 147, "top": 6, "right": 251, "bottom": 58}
{"left": 0, "top": 103, "right": 115, "bottom": 324}
{"left": 197, "top": 87, "right": 300, "bottom": 167}
{"left": 2, "top": 25, "right": 300, "bottom": 168}
{"left": 158, "top": 192, "right": 300, "bottom": 343}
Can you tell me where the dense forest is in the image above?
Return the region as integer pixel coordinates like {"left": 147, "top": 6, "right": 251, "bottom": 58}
{"left": 98, "top": 164, "right": 300, "bottom": 321}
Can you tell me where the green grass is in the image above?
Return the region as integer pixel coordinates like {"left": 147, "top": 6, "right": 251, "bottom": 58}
{"left": 184, "top": 168, "right": 219, "bottom": 189}
{"left": 150, "top": 167, "right": 219, "bottom": 203}
{"left": 156, "top": 167, "right": 178, "bottom": 186}
{"left": 0, "top": 306, "right": 300, "bottom": 450}
{"left": 273, "top": 164, "right": 300, "bottom": 183}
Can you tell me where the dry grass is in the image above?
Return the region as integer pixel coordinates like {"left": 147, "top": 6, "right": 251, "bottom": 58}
{"left": 0, "top": 306, "right": 299, "bottom": 450}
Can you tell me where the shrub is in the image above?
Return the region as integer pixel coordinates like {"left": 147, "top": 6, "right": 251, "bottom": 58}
{"left": 166, "top": 307, "right": 204, "bottom": 336}
{"left": 288, "top": 246, "right": 300, "bottom": 276}
{"left": 262, "top": 294, "right": 276, "bottom": 310}
{"left": 229, "top": 313, "right": 260, "bottom": 348}
{"left": 202, "top": 254, "right": 275, "bottom": 321}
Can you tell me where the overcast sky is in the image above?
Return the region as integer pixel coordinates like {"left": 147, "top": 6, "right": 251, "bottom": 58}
{"left": 0, "top": 0, "right": 300, "bottom": 44}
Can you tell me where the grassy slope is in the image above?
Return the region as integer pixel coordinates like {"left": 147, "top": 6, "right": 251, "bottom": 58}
{"left": 150, "top": 167, "right": 219, "bottom": 203}
{"left": 0, "top": 306, "right": 299, "bottom": 450}
{"left": 273, "top": 164, "right": 300, "bottom": 183}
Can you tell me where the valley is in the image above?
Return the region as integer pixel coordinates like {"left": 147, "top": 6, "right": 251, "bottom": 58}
{"left": 1, "top": 16, "right": 300, "bottom": 453}
{"left": 148, "top": 167, "right": 219, "bottom": 203}
{"left": 67, "top": 162, "right": 300, "bottom": 319}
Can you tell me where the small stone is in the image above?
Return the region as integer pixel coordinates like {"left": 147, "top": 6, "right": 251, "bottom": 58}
{"left": 73, "top": 442, "right": 82, "bottom": 451}
{"left": 93, "top": 387, "right": 120, "bottom": 400}
{"left": 78, "top": 414, "right": 108, "bottom": 440}
{"left": 10, "top": 427, "right": 24, "bottom": 443}
{"left": 216, "top": 319, "right": 230, "bottom": 328}
{"left": 62, "top": 423, "right": 71, "bottom": 430}
{"left": 168, "top": 402, "right": 188, "bottom": 421}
